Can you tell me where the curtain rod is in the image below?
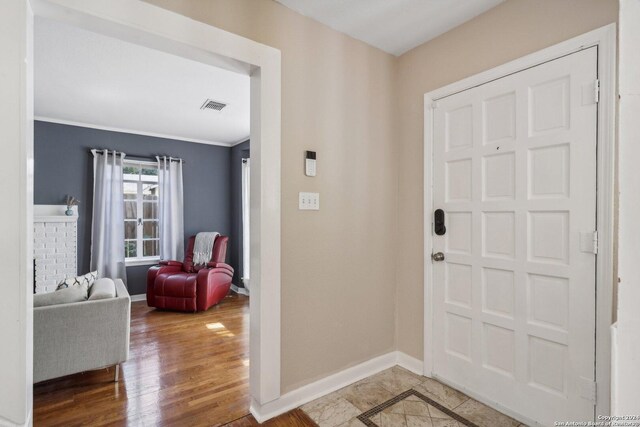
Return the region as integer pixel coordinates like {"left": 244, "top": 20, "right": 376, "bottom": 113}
{"left": 89, "top": 149, "right": 185, "bottom": 163}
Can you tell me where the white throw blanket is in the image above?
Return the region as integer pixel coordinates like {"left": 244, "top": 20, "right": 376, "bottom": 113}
{"left": 192, "top": 232, "right": 219, "bottom": 265}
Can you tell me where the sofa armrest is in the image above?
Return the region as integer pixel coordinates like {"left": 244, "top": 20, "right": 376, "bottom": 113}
{"left": 33, "top": 279, "right": 131, "bottom": 383}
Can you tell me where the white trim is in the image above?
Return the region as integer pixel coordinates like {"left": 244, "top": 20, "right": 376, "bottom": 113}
{"left": 0, "top": 413, "right": 31, "bottom": 427}
{"left": 125, "top": 258, "right": 160, "bottom": 267}
{"left": 250, "top": 351, "right": 421, "bottom": 422}
{"left": 231, "top": 137, "right": 251, "bottom": 147}
{"left": 34, "top": 204, "right": 79, "bottom": 223}
{"left": 0, "top": 2, "right": 34, "bottom": 424}
{"left": 35, "top": 116, "right": 235, "bottom": 147}
{"left": 423, "top": 98, "right": 435, "bottom": 378}
{"left": 610, "top": 322, "right": 619, "bottom": 414}
{"left": 593, "top": 24, "right": 617, "bottom": 418}
{"left": 423, "top": 24, "right": 616, "bottom": 418}
{"left": 231, "top": 284, "right": 250, "bottom": 296}
{"left": 33, "top": 216, "right": 78, "bottom": 223}
{"left": 24, "top": 0, "right": 282, "bottom": 418}
{"left": 396, "top": 351, "right": 423, "bottom": 376}
{"left": 34, "top": 204, "right": 77, "bottom": 217}
{"left": 129, "top": 293, "right": 146, "bottom": 302}
{"left": 123, "top": 160, "right": 160, "bottom": 263}
{"left": 125, "top": 159, "right": 157, "bottom": 167}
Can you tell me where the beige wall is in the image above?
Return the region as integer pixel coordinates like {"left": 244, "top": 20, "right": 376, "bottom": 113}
{"left": 145, "top": 0, "right": 619, "bottom": 392}
{"left": 396, "top": 0, "right": 619, "bottom": 359}
{"left": 144, "top": 0, "right": 399, "bottom": 392}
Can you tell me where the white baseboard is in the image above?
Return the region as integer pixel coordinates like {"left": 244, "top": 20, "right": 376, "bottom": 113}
{"left": 0, "top": 411, "right": 30, "bottom": 427}
{"left": 395, "top": 351, "right": 424, "bottom": 376}
{"left": 231, "top": 284, "right": 250, "bottom": 296}
{"left": 129, "top": 294, "right": 146, "bottom": 302}
{"left": 250, "top": 351, "right": 423, "bottom": 422}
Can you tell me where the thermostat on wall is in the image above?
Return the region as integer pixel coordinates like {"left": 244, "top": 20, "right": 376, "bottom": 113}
{"left": 305, "top": 151, "right": 316, "bottom": 177}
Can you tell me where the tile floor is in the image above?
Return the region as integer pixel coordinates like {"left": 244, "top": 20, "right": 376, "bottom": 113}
{"left": 301, "top": 366, "right": 527, "bottom": 427}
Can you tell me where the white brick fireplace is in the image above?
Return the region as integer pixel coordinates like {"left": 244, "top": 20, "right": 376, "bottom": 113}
{"left": 33, "top": 205, "right": 79, "bottom": 294}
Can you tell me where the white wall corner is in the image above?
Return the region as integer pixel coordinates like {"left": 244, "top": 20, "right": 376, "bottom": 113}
{"left": 249, "top": 351, "right": 424, "bottom": 422}
{"left": 395, "top": 351, "right": 424, "bottom": 376}
{"left": 250, "top": 352, "right": 399, "bottom": 422}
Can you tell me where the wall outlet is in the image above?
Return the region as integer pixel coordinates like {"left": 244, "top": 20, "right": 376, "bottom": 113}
{"left": 299, "top": 192, "right": 319, "bottom": 210}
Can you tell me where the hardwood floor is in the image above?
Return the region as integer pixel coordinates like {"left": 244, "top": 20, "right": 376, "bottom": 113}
{"left": 34, "top": 293, "right": 261, "bottom": 426}
{"left": 224, "top": 410, "right": 316, "bottom": 426}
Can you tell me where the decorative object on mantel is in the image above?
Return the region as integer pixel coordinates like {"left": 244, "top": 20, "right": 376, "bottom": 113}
{"left": 65, "top": 195, "right": 80, "bottom": 216}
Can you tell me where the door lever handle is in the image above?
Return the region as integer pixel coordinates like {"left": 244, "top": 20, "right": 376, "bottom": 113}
{"left": 431, "top": 252, "right": 445, "bottom": 262}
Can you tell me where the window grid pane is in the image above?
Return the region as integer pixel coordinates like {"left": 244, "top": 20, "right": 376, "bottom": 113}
{"left": 143, "top": 202, "right": 158, "bottom": 220}
{"left": 124, "top": 160, "right": 159, "bottom": 260}
{"left": 143, "top": 221, "right": 159, "bottom": 238}
{"left": 143, "top": 239, "right": 159, "bottom": 257}
{"left": 124, "top": 201, "right": 137, "bottom": 219}
{"left": 125, "top": 240, "right": 137, "bottom": 258}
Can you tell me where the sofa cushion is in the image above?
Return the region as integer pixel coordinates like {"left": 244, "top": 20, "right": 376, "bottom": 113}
{"left": 34, "top": 283, "right": 88, "bottom": 307}
{"left": 57, "top": 271, "right": 98, "bottom": 290}
{"left": 89, "top": 278, "right": 117, "bottom": 301}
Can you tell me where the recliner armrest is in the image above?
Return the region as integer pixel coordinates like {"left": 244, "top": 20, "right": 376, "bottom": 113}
{"left": 206, "top": 262, "right": 228, "bottom": 268}
{"left": 160, "top": 260, "right": 183, "bottom": 267}
{"left": 206, "top": 262, "right": 234, "bottom": 275}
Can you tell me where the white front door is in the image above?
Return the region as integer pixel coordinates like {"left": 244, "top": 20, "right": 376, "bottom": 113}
{"left": 431, "top": 47, "right": 598, "bottom": 426}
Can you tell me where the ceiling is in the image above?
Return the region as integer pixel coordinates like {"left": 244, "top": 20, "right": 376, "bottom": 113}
{"left": 275, "top": 0, "right": 505, "bottom": 56}
{"left": 35, "top": 17, "right": 250, "bottom": 147}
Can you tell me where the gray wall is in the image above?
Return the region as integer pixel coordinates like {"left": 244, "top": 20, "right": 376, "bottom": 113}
{"left": 34, "top": 121, "right": 232, "bottom": 295}
{"left": 230, "top": 140, "right": 249, "bottom": 286}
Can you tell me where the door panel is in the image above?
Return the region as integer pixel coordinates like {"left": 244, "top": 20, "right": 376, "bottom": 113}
{"left": 431, "top": 47, "right": 598, "bottom": 426}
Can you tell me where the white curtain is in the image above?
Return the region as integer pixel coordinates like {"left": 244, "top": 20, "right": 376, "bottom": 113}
{"left": 90, "top": 149, "right": 127, "bottom": 284}
{"left": 241, "top": 158, "right": 251, "bottom": 291}
{"left": 157, "top": 156, "right": 184, "bottom": 261}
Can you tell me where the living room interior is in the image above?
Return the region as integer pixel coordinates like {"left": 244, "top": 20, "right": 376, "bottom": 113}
{"left": 1, "top": 0, "right": 639, "bottom": 427}
{"left": 31, "top": 15, "right": 254, "bottom": 426}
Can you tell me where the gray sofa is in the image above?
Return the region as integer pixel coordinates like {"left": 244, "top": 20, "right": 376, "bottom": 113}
{"left": 33, "top": 278, "right": 131, "bottom": 383}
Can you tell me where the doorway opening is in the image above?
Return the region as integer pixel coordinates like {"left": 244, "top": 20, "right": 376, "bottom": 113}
{"left": 32, "top": 15, "right": 256, "bottom": 425}
{"left": 3, "top": 1, "right": 281, "bottom": 425}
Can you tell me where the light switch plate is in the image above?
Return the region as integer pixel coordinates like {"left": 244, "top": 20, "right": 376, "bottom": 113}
{"left": 299, "top": 192, "right": 320, "bottom": 210}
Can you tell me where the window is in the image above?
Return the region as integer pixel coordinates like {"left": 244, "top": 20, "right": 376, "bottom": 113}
{"left": 241, "top": 158, "right": 250, "bottom": 288}
{"left": 123, "top": 160, "right": 159, "bottom": 263}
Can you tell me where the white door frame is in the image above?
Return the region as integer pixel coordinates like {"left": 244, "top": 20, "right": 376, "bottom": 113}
{"left": 1, "top": 0, "right": 282, "bottom": 425}
{"left": 423, "top": 24, "right": 616, "bottom": 419}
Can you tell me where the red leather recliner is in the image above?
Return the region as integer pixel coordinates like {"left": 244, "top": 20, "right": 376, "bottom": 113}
{"left": 147, "top": 235, "right": 234, "bottom": 312}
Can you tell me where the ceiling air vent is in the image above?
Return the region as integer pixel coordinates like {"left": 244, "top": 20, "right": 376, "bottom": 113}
{"left": 200, "top": 99, "right": 227, "bottom": 111}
